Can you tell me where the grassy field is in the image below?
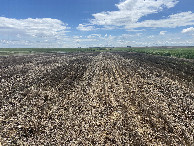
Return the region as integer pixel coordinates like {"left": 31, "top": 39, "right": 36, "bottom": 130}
{"left": 0, "top": 47, "right": 194, "bottom": 59}
{"left": 118, "top": 47, "right": 194, "bottom": 59}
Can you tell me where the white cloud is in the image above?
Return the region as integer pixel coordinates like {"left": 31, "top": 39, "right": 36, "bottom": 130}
{"left": 0, "top": 17, "right": 70, "bottom": 47}
{"left": 125, "top": 11, "right": 194, "bottom": 29}
{"left": 73, "top": 36, "right": 83, "bottom": 39}
{"left": 90, "top": 0, "right": 178, "bottom": 26}
{"left": 76, "top": 24, "right": 96, "bottom": 31}
{"left": 182, "top": 27, "right": 194, "bottom": 33}
{"left": 77, "top": 0, "right": 194, "bottom": 31}
{"left": 0, "top": 17, "right": 69, "bottom": 37}
{"left": 160, "top": 31, "right": 167, "bottom": 35}
{"left": 117, "top": 32, "right": 194, "bottom": 47}
{"left": 87, "top": 34, "right": 101, "bottom": 39}
{"left": 71, "top": 31, "right": 194, "bottom": 48}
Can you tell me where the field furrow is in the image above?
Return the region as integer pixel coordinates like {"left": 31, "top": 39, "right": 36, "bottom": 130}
{"left": 0, "top": 52, "right": 193, "bottom": 145}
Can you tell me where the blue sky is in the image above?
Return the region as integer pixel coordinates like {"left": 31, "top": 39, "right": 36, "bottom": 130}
{"left": 0, "top": 0, "right": 194, "bottom": 48}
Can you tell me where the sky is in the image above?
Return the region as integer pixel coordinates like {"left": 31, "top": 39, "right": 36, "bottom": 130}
{"left": 0, "top": 0, "right": 194, "bottom": 48}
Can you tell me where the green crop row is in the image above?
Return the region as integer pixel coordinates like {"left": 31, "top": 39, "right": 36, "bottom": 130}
{"left": 112, "top": 47, "right": 194, "bottom": 59}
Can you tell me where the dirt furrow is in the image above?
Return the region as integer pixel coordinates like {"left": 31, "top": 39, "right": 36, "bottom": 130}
{"left": 111, "top": 53, "right": 193, "bottom": 145}
{"left": 0, "top": 52, "right": 193, "bottom": 145}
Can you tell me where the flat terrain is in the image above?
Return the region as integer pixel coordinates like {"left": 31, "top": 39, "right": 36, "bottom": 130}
{"left": 1, "top": 47, "right": 194, "bottom": 59}
{"left": 0, "top": 52, "right": 194, "bottom": 145}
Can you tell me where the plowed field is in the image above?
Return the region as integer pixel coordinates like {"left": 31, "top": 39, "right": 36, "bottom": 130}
{"left": 0, "top": 52, "right": 194, "bottom": 145}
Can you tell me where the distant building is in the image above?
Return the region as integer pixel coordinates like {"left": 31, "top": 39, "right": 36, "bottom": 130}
{"left": 127, "top": 46, "right": 131, "bottom": 48}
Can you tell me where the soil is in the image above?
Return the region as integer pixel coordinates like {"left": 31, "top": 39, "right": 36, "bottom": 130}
{"left": 0, "top": 52, "right": 193, "bottom": 145}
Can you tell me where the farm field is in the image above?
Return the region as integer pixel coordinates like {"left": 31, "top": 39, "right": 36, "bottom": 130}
{"left": 119, "top": 47, "right": 194, "bottom": 59}
{"left": 0, "top": 52, "right": 194, "bottom": 145}
{"left": 1, "top": 47, "right": 194, "bottom": 59}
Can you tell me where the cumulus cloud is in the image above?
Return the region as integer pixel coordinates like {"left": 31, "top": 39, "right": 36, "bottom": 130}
{"left": 77, "top": 0, "right": 194, "bottom": 31}
{"left": 160, "top": 31, "right": 167, "bottom": 35}
{"left": 117, "top": 32, "right": 194, "bottom": 46}
{"left": 73, "top": 36, "right": 82, "bottom": 39}
{"left": 182, "top": 27, "right": 194, "bottom": 33}
{"left": 0, "top": 17, "right": 69, "bottom": 37}
{"left": 76, "top": 24, "right": 96, "bottom": 31}
{"left": 125, "top": 11, "right": 194, "bottom": 29}
{"left": 90, "top": 0, "right": 178, "bottom": 26}
{"left": 0, "top": 17, "right": 69, "bottom": 47}
{"left": 71, "top": 32, "right": 194, "bottom": 48}
{"left": 87, "top": 34, "right": 101, "bottom": 39}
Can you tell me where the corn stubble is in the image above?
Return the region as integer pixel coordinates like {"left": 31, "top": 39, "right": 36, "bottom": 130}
{"left": 0, "top": 52, "right": 193, "bottom": 145}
